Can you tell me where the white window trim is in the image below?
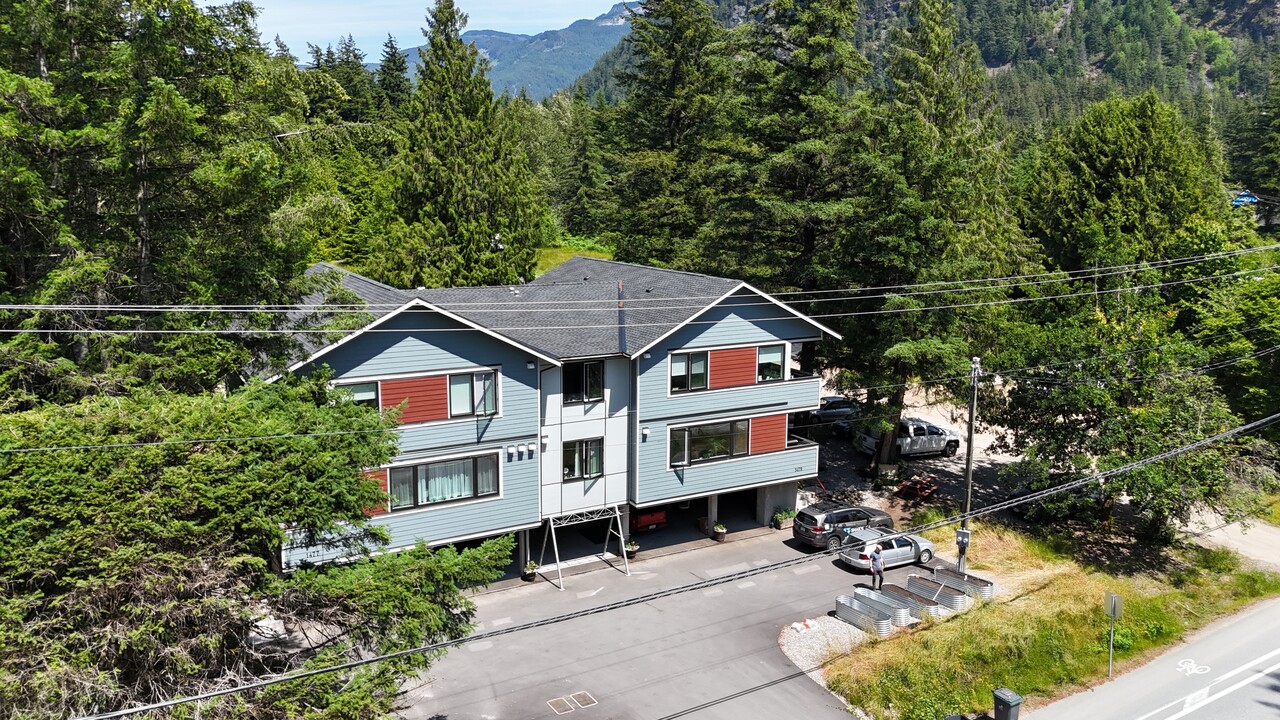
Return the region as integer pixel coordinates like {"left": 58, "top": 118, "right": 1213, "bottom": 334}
{"left": 561, "top": 437, "right": 605, "bottom": 481}
{"left": 664, "top": 341, "right": 791, "bottom": 398}
{"left": 561, "top": 360, "right": 605, "bottom": 406}
{"left": 382, "top": 448, "right": 505, "bottom": 514}
{"left": 668, "top": 417, "right": 753, "bottom": 468}
{"left": 329, "top": 365, "right": 504, "bottom": 424}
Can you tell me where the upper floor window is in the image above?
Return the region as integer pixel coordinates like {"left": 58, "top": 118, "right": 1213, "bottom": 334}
{"left": 450, "top": 371, "right": 496, "bottom": 417}
{"left": 669, "top": 351, "right": 707, "bottom": 392}
{"left": 388, "top": 454, "right": 499, "bottom": 510}
{"left": 563, "top": 438, "right": 604, "bottom": 480}
{"left": 757, "top": 344, "right": 785, "bottom": 383}
{"left": 670, "top": 420, "right": 749, "bottom": 466}
{"left": 563, "top": 361, "right": 604, "bottom": 404}
{"left": 339, "top": 382, "right": 379, "bottom": 407}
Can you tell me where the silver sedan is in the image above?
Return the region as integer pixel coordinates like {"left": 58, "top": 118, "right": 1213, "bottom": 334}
{"left": 837, "top": 528, "right": 936, "bottom": 571}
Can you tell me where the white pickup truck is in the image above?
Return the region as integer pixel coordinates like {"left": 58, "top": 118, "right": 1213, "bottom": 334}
{"left": 856, "top": 417, "right": 961, "bottom": 458}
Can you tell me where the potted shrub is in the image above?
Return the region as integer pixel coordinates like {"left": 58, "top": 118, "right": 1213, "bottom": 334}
{"left": 624, "top": 540, "right": 639, "bottom": 560}
{"left": 711, "top": 522, "right": 727, "bottom": 542}
{"left": 771, "top": 507, "right": 797, "bottom": 530}
{"left": 521, "top": 560, "right": 538, "bottom": 582}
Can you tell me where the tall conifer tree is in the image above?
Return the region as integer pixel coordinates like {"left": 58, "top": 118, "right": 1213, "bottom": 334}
{"left": 376, "top": 34, "right": 411, "bottom": 112}
{"left": 367, "top": 0, "right": 545, "bottom": 288}
{"left": 610, "top": 0, "right": 728, "bottom": 267}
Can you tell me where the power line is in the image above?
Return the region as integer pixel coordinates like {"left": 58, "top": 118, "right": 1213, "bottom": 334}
{"left": 5, "top": 264, "right": 1273, "bottom": 336}
{"left": 4, "top": 245, "right": 1275, "bottom": 315}
{"left": 70, "top": 410, "right": 1280, "bottom": 720}
{"left": 6, "top": 324, "right": 1275, "bottom": 456}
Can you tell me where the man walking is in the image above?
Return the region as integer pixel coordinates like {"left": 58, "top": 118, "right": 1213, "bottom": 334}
{"left": 870, "top": 544, "right": 885, "bottom": 590}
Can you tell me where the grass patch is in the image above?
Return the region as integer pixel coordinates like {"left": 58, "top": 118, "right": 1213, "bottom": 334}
{"left": 823, "top": 522, "right": 1280, "bottom": 720}
{"left": 1259, "top": 493, "right": 1280, "bottom": 528}
{"left": 535, "top": 236, "right": 613, "bottom": 276}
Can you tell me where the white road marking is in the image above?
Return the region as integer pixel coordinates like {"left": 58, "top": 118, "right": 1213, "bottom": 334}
{"left": 1160, "top": 657, "right": 1280, "bottom": 720}
{"left": 703, "top": 588, "right": 724, "bottom": 597}
{"left": 1176, "top": 659, "right": 1211, "bottom": 676}
{"left": 753, "top": 559, "right": 772, "bottom": 566}
{"left": 490, "top": 616, "right": 513, "bottom": 627}
{"left": 576, "top": 587, "right": 604, "bottom": 599}
{"left": 1182, "top": 689, "right": 1208, "bottom": 709}
{"left": 707, "top": 562, "right": 751, "bottom": 577}
{"left": 1132, "top": 646, "right": 1280, "bottom": 720}
{"left": 467, "top": 641, "right": 493, "bottom": 652}
{"left": 736, "top": 581, "right": 757, "bottom": 589}
{"left": 792, "top": 565, "right": 820, "bottom": 575}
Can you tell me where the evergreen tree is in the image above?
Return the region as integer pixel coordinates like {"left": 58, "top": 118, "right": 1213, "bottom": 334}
{"left": 699, "top": 0, "right": 871, "bottom": 297}
{"left": 609, "top": 0, "right": 730, "bottom": 267}
{"left": 834, "top": 0, "right": 1023, "bottom": 467}
{"left": 376, "top": 34, "right": 412, "bottom": 112}
{"left": 365, "top": 0, "right": 545, "bottom": 288}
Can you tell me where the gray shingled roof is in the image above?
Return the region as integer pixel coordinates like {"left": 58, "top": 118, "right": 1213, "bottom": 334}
{"left": 419, "top": 257, "right": 741, "bottom": 358}
{"left": 294, "top": 257, "right": 748, "bottom": 364}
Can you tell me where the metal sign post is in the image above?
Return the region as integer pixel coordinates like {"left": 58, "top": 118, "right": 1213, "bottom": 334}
{"left": 959, "top": 357, "right": 981, "bottom": 573}
{"left": 1105, "top": 592, "right": 1123, "bottom": 676}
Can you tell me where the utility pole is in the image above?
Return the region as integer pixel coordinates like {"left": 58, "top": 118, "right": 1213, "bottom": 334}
{"left": 958, "top": 357, "right": 981, "bottom": 573}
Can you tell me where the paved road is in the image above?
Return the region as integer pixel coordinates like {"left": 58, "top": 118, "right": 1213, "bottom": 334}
{"left": 1027, "top": 596, "right": 1280, "bottom": 720}
{"left": 400, "top": 531, "right": 924, "bottom": 720}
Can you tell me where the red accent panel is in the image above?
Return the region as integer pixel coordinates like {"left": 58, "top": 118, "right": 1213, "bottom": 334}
{"left": 381, "top": 376, "right": 448, "bottom": 424}
{"left": 750, "top": 414, "right": 788, "bottom": 454}
{"left": 364, "top": 468, "right": 389, "bottom": 516}
{"left": 708, "top": 347, "right": 758, "bottom": 389}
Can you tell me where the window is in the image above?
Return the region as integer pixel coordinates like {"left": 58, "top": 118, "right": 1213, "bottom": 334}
{"left": 340, "top": 382, "right": 379, "bottom": 407}
{"left": 669, "top": 352, "right": 707, "bottom": 392}
{"left": 757, "top": 344, "right": 785, "bottom": 382}
{"left": 563, "top": 361, "right": 604, "bottom": 404}
{"left": 449, "top": 370, "right": 496, "bottom": 417}
{"left": 670, "top": 419, "right": 750, "bottom": 465}
{"left": 388, "top": 454, "right": 499, "bottom": 510}
{"left": 562, "top": 438, "right": 604, "bottom": 480}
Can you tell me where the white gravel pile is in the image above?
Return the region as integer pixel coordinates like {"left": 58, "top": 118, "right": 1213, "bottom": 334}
{"left": 777, "top": 614, "right": 870, "bottom": 683}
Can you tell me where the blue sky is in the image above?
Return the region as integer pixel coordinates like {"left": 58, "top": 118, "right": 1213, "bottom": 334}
{"left": 252, "top": 1, "right": 621, "bottom": 57}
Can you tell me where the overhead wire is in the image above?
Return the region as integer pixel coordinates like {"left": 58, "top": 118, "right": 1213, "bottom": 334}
{"left": 5, "top": 323, "right": 1276, "bottom": 456}
{"left": 3, "top": 264, "right": 1275, "bottom": 335}
{"left": 3, "top": 244, "right": 1275, "bottom": 315}
{"left": 70, "top": 410, "right": 1280, "bottom": 720}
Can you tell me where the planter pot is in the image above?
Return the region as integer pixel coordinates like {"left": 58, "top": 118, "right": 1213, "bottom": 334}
{"left": 712, "top": 530, "right": 726, "bottom": 542}
{"left": 521, "top": 571, "right": 537, "bottom": 582}
{"left": 773, "top": 518, "right": 794, "bottom": 530}
{"left": 625, "top": 549, "right": 638, "bottom": 560}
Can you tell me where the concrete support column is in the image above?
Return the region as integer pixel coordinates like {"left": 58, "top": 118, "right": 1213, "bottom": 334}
{"left": 518, "top": 529, "right": 530, "bottom": 569}
{"left": 755, "top": 481, "right": 801, "bottom": 525}
{"left": 707, "top": 494, "right": 719, "bottom": 529}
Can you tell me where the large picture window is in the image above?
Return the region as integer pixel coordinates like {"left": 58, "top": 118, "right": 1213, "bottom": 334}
{"left": 757, "top": 344, "right": 785, "bottom": 382}
{"left": 563, "top": 361, "right": 604, "bottom": 404}
{"left": 388, "top": 454, "right": 499, "bottom": 510}
{"left": 670, "top": 420, "right": 750, "bottom": 466}
{"left": 669, "top": 352, "right": 707, "bottom": 392}
{"left": 449, "top": 370, "right": 497, "bottom": 417}
{"left": 562, "top": 438, "right": 604, "bottom": 480}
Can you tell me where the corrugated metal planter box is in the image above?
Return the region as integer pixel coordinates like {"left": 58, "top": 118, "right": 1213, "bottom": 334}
{"left": 907, "top": 575, "right": 972, "bottom": 612}
{"left": 852, "top": 587, "right": 915, "bottom": 626}
{"left": 933, "top": 566, "right": 994, "bottom": 600}
{"left": 835, "top": 594, "right": 894, "bottom": 637}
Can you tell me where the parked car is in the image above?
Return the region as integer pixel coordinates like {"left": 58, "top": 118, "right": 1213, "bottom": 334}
{"left": 856, "top": 417, "right": 961, "bottom": 458}
{"left": 792, "top": 501, "right": 894, "bottom": 551}
{"left": 837, "top": 527, "right": 936, "bottom": 571}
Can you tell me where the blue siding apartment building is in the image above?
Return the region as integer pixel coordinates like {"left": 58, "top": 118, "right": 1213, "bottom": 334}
{"left": 280, "top": 257, "right": 838, "bottom": 570}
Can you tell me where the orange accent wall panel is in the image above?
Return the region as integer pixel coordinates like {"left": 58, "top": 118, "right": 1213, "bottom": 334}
{"left": 381, "top": 375, "right": 448, "bottom": 424}
{"left": 364, "top": 468, "right": 389, "bottom": 516}
{"left": 709, "top": 347, "right": 758, "bottom": 389}
{"left": 750, "top": 414, "right": 788, "bottom": 454}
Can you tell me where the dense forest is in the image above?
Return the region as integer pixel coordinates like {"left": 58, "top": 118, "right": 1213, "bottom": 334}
{"left": 1, "top": 0, "right": 1278, "bottom": 716}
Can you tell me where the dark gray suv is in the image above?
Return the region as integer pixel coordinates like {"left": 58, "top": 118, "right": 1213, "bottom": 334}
{"left": 792, "top": 501, "right": 894, "bottom": 551}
